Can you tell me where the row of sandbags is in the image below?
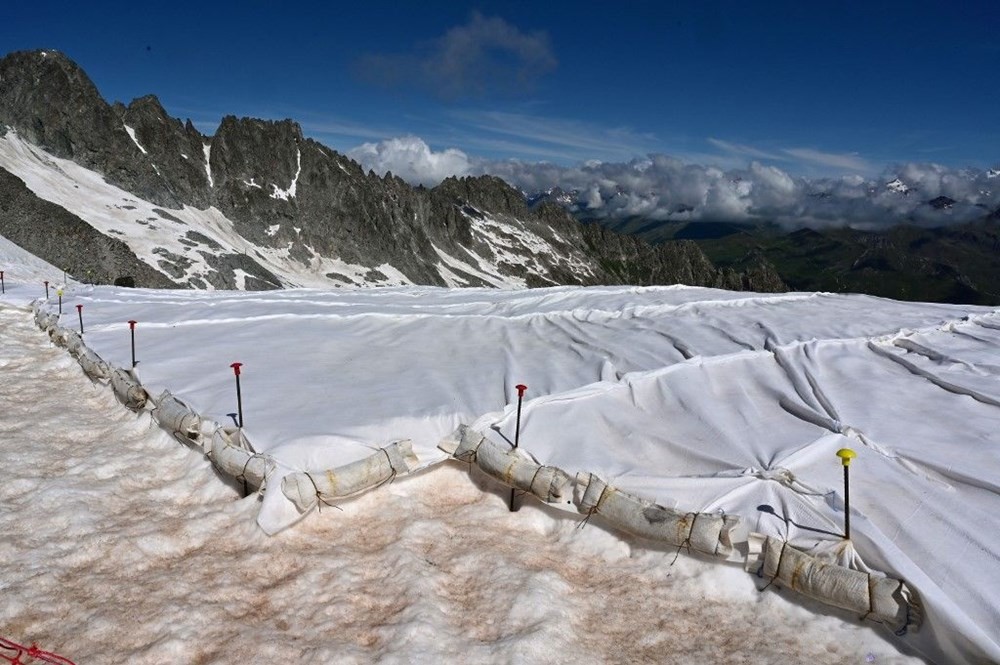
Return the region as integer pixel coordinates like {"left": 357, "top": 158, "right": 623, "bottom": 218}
{"left": 31, "top": 302, "right": 421, "bottom": 509}
{"left": 33, "top": 302, "right": 921, "bottom": 634}
{"left": 439, "top": 425, "right": 921, "bottom": 634}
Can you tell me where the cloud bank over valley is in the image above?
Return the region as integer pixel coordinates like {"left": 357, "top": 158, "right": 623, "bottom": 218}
{"left": 349, "top": 136, "right": 1000, "bottom": 230}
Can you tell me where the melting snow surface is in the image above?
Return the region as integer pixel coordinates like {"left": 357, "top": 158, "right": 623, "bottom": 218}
{"left": 0, "top": 289, "right": 925, "bottom": 664}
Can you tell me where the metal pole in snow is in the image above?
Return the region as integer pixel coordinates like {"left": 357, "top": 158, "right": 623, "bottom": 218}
{"left": 44, "top": 280, "right": 49, "bottom": 299}
{"left": 836, "top": 448, "right": 857, "bottom": 540}
{"left": 509, "top": 383, "right": 528, "bottom": 512}
{"left": 1, "top": 270, "right": 5, "bottom": 294}
{"left": 76, "top": 304, "right": 84, "bottom": 335}
{"left": 231, "top": 362, "right": 244, "bottom": 428}
{"left": 57, "top": 289, "right": 63, "bottom": 314}
{"left": 128, "top": 320, "right": 137, "bottom": 368}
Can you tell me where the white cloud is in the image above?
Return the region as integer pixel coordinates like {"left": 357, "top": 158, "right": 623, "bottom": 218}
{"left": 347, "top": 134, "right": 997, "bottom": 229}
{"left": 708, "top": 138, "right": 786, "bottom": 161}
{"left": 447, "top": 109, "right": 661, "bottom": 163}
{"left": 348, "top": 136, "right": 473, "bottom": 187}
{"left": 781, "top": 147, "right": 871, "bottom": 173}
{"left": 355, "top": 13, "right": 556, "bottom": 99}
{"left": 488, "top": 154, "right": 996, "bottom": 228}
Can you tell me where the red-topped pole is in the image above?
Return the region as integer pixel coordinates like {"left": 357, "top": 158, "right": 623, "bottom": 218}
{"left": 514, "top": 384, "right": 527, "bottom": 449}
{"left": 510, "top": 383, "right": 528, "bottom": 512}
{"left": 230, "top": 362, "right": 244, "bottom": 428}
{"left": 44, "top": 280, "right": 50, "bottom": 299}
{"left": 128, "top": 320, "right": 138, "bottom": 368}
{"left": 76, "top": 304, "right": 84, "bottom": 335}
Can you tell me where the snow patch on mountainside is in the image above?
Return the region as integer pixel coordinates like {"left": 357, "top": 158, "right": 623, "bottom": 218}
{"left": 123, "top": 124, "right": 147, "bottom": 154}
{"left": 202, "top": 142, "right": 213, "bottom": 187}
{"left": 432, "top": 243, "right": 510, "bottom": 288}
{"left": 270, "top": 148, "right": 301, "bottom": 201}
{"left": 460, "top": 206, "right": 596, "bottom": 285}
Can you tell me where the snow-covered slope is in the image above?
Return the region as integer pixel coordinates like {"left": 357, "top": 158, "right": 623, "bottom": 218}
{"left": 0, "top": 130, "right": 415, "bottom": 289}
{"left": 0, "top": 234, "right": 61, "bottom": 284}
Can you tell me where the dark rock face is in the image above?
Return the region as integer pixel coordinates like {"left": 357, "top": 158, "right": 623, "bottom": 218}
{"left": 117, "top": 95, "right": 213, "bottom": 208}
{"left": 579, "top": 222, "right": 785, "bottom": 292}
{"left": 927, "top": 196, "right": 956, "bottom": 210}
{"left": 0, "top": 49, "right": 781, "bottom": 293}
{"left": 0, "top": 50, "right": 178, "bottom": 207}
{"left": 0, "top": 166, "right": 176, "bottom": 287}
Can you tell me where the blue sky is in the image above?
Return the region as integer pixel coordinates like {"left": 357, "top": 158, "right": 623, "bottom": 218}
{"left": 3, "top": 1, "right": 998, "bottom": 178}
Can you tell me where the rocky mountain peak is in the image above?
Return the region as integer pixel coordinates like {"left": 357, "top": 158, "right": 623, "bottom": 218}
{"left": 0, "top": 49, "right": 109, "bottom": 156}
{"left": 0, "top": 49, "right": 183, "bottom": 207}
{"left": 885, "top": 178, "right": 911, "bottom": 195}
{"left": 433, "top": 175, "right": 529, "bottom": 217}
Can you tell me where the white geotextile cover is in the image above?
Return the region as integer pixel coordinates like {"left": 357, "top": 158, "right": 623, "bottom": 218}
{"left": 32, "top": 284, "right": 1000, "bottom": 663}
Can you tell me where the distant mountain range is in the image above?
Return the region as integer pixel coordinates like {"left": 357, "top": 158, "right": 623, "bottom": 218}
{"left": 530, "top": 173, "right": 1000, "bottom": 306}
{"left": 575, "top": 216, "right": 1000, "bottom": 305}
{"left": 0, "top": 49, "right": 783, "bottom": 293}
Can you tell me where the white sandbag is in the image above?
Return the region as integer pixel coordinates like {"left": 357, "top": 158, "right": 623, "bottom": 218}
{"left": 281, "top": 440, "right": 420, "bottom": 512}
{"left": 745, "top": 533, "right": 921, "bottom": 632}
{"left": 59, "top": 330, "right": 109, "bottom": 380}
{"left": 152, "top": 391, "right": 203, "bottom": 447}
{"left": 63, "top": 329, "right": 85, "bottom": 356}
{"left": 34, "top": 308, "right": 59, "bottom": 332}
{"left": 574, "top": 472, "right": 739, "bottom": 557}
{"left": 76, "top": 346, "right": 110, "bottom": 381}
{"left": 440, "top": 425, "right": 574, "bottom": 505}
{"left": 48, "top": 325, "right": 70, "bottom": 347}
{"left": 110, "top": 367, "right": 148, "bottom": 411}
{"left": 209, "top": 427, "right": 275, "bottom": 490}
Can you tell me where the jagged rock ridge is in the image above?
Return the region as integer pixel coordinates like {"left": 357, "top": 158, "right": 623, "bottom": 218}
{"left": 0, "top": 49, "right": 784, "bottom": 292}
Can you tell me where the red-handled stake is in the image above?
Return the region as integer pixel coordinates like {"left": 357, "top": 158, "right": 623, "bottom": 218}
{"left": 510, "top": 383, "right": 528, "bottom": 512}
{"left": 231, "top": 362, "right": 244, "bottom": 428}
{"left": 44, "top": 280, "right": 50, "bottom": 299}
{"left": 128, "top": 320, "right": 138, "bottom": 368}
{"left": 76, "top": 304, "right": 84, "bottom": 335}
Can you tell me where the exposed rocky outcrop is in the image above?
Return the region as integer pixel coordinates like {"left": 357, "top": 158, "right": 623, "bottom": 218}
{"left": 579, "top": 223, "right": 785, "bottom": 292}
{"left": 0, "top": 166, "right": 176, "bottom": 287}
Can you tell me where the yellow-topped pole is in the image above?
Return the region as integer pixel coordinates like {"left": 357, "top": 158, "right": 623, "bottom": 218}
{"left": 836, "top": 448, "right": 857, "bottom": 539}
